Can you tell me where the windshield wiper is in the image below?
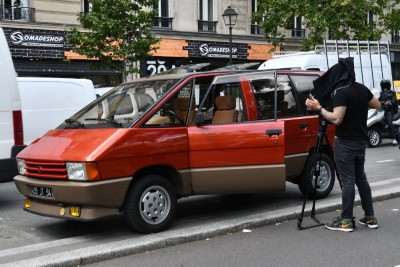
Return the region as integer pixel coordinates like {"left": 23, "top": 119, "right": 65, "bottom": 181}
{"left": 84, "top": 118, "right": 123, "bottom": 128}
{"left": 64, "top": 119, "right": 85, "bottom": 128}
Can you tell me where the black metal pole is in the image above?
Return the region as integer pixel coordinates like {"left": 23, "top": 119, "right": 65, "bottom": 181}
{"left": 229, "top": 25, "right": 232, "bottom": 65}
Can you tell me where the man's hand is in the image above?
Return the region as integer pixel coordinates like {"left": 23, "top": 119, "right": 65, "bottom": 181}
{"left": 305, "top": 96, "right": 322, "bottom": 111}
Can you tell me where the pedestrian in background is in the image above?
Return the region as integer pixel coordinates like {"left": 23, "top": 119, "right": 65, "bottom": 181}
{"left": 306, "top": 57, "right": 381, "bottom": 232}
{"left": 379, "top": 79, "right": 398, "bottom": 145}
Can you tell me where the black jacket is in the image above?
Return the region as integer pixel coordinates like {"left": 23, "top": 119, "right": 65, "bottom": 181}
{"left": 379, "top": 89, "right": 396, "bottom": 112}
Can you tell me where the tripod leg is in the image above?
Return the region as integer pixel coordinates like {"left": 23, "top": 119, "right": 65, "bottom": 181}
{"left": 298, "top": 130, "right": 324, "bottom": 230}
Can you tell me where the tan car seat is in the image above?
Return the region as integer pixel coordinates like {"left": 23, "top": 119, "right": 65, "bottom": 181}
{"left": 173, "top": 97, "right": 195, "bottom": 124}
{"left": 212, "top": 96, "right": 239, "bottom": 124}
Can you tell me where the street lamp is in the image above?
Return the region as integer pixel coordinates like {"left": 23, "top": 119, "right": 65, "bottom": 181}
{"left": 222, "top": 6, "right": 238, "bottom": 65}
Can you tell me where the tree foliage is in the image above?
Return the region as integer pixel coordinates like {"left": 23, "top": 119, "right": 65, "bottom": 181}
{"left": 67, "top": 0, "right": 159, "bottom": 79}
{"left": 254, "top": 0, "right": 400, "bottom": 50}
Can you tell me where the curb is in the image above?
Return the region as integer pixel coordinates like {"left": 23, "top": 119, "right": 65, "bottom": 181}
{"left": 3, "top": 186, "right": 400, "bottom": 267}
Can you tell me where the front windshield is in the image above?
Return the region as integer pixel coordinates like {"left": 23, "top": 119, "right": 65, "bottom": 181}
{"left": 59, "top": 78, "right": 178, "bottom": 129}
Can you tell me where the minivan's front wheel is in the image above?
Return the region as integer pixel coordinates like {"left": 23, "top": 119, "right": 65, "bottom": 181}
{"left": 123, "top": 175, "right": 177, "bottom": 234}
{"left": 298, "top": 153, "right": 335, "bottom": 199}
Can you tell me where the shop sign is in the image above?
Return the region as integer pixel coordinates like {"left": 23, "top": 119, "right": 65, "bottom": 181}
{"left": 9, "top": 30, "right": 65, "bottom": 48}
{"left": 199, "top": 43, "right": 238, "bottom": 58}
{"left": 184, "top": 40, "right": 247, "bottom": 60}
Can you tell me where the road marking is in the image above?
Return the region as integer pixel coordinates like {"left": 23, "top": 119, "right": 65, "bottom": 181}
{"left": 370, "top": 178, "right": 400, "bottom": 187}
{"left": 0, "top": 236, "right": 89, "bottom": 258}
{"left": 376, "top": 159, "right": 395, "bottom": 163}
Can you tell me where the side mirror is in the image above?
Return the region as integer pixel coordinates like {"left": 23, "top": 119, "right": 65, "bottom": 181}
{"left": 193, "top": 113, "right": 205, "bottom": 126}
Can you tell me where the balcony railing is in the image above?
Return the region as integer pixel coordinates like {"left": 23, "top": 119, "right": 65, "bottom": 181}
{"left": 0, "top": 5, "right": 35, "bottom": 22}
{"left": 153, "top": 16, "right": 173, "bottom": 29}
{"left": 291, "top": 28, "right": 305, "bottom": 38}
{"left": 251, "top": 24, "right": 264, "bottom": 35}
{"left": 198, "top": 20, "right": 217, "bottom": 33}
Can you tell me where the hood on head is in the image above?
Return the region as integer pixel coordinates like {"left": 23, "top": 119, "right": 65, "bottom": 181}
{"left": 313, "top": 57, "right": 355, "bottom": 110}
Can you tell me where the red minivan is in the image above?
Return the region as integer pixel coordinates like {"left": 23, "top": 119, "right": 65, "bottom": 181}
{"left": 14, "top": 70, "right": 335, "bottom": 233}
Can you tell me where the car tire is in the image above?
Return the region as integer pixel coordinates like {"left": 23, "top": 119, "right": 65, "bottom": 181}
{"left": 298, "top": 153, "right": 335, "bottom": 199}
{"left": 123, "top": 175, "right": 177, "bottom": 234}
{"left": 367, "top": 128, "right": 381, "bottom": 148}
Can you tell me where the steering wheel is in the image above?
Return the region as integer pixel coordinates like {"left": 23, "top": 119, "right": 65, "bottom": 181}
{"left": 163, "top": 110, "right": 185, "bottom": 124}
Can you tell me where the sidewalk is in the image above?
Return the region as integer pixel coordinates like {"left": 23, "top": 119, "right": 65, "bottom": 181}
{"left": 3, "top": 185, "right": 400, "bottom": 267}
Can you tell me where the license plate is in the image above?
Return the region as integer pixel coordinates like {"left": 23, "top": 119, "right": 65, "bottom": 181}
{"left": 31, "top": 186, "right": 53, "bottom": 198}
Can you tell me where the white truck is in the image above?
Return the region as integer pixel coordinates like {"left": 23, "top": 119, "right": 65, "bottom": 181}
{"left": 258, "top": 40, "right": 392, "bottom": 94}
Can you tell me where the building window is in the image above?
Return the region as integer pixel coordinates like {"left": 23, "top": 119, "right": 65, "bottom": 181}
{"left": 198, "top": 0, "right": 216, "bottom": 32}
{"left": 1, "top": 0, "right": 34, "bottom": 21}
{"left": 392, "top": 30, "right": 400, "bottom": 43}
{"left": 81, "top": 0, "right": 91, "bottom": 13}
{"left": 153, "top": 0, "right": 172, "bottom": 29}
{"left": 291, "top": 16, "right": 305, "bottom": 38}
{"left": 251, "top": 0, "right": 264, "bottom": 35}
{"left": 366, "top": 11, "right": 373, "bottom": 25}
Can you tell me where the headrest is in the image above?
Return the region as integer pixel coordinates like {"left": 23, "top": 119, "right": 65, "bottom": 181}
{"left": 173, "top": 98, "right": 193, "bottom": 110}
{"left": 215, "top": 96, "right": 236, "bottom": 110}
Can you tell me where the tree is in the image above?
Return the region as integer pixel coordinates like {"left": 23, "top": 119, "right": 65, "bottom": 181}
{"left": 254, "top": 0, "right": 400, "bottom": 50}
{"left": 67, "top": 0, "right": 159, "bottom": 80}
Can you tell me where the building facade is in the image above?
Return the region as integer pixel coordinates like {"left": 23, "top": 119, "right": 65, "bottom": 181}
{"left": 1, "top": 0, "right": 400, "bottom": 86}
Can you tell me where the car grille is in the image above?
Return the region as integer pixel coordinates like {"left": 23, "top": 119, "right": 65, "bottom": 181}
{"left": 24, "top": 160, "right": 68, "bottom": 179}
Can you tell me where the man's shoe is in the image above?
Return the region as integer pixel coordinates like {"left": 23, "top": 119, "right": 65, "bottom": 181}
{"left": 392, "top": 139, "right": 398, "bottom": 145}
{"left": 358, "top": 216, "right": 378, "bottom": 229}
{"left": 325, "top": 216, "right": 354, "bottom": 232}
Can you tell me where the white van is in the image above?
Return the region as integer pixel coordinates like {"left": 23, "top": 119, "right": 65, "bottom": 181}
{"left": 1, "top": 28, "right": 97, "bottom": 183}
{"left": 258, "top": 40, "right": 392, "bottom": 92}
{"left": 17, "top": 77, "right": 97, "bottom": 144}
{"left": 0, "top": 27, "right": 23, "bottom": 183}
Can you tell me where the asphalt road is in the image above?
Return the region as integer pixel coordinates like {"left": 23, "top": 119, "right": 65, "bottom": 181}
{"left": 1, "top": 139, "right": 400, "bottom": 266}
{"left": 86, "top": 197, "right": 400, "bottom": 267}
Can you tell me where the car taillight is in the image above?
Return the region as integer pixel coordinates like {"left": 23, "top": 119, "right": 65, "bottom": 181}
{"left": 13, "top": 110, "right": 24, "bottom": 146}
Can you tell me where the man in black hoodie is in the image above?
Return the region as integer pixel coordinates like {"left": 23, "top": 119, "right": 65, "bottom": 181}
{"left": 306, "top": 57, "right": 381, "bottom": 232}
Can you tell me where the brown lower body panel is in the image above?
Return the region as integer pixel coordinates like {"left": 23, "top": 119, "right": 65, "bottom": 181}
{"left": 13, "top": 175, "right": 132, "bottom": 220}
{"left": 190, "top": 164, "right": 286, "bottom": 194}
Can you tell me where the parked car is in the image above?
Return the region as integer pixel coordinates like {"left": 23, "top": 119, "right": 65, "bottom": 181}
{"left": 14, "top": 70, "right": 336, "bottom": 233}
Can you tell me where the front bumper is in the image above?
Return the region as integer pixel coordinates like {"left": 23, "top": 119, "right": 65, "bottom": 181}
{"left": 14, "top": 175, "right": 132, "bottom": 220}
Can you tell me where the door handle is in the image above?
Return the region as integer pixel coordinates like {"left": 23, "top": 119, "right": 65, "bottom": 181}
{"left": 266, "top": 129, "right": 282, "bottom": 137}
{"left": 299, "top": 122, "right": 309, "bottom": 129}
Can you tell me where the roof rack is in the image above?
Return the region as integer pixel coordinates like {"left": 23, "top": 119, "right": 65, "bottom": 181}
{"left": 315, "top": 40, "right": 389, "bottom": 55}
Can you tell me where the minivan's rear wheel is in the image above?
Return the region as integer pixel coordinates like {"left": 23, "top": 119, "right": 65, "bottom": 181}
{"left": 298, "top": 153, "right": 335, "bottom": 199}
{"left": 123, "top": 175, "right": 177, "bottom": 234}
{"left": 368, "top": 128, "right": 381, "bottom": 148}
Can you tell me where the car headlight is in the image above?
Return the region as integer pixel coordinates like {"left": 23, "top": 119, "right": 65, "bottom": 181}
{"left": 66, "top": 162, "right": 100, "bottom": 181}
{"left": 66, "top": 162, "right": 88, "bottom": 181}
{"left": 16, "top": 158, "right": 26, "bottom": 175}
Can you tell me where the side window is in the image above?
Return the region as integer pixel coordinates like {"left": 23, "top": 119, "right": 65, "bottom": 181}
{"left": 250, "top": 75, "right": 296, "bottom": 119}
{"left": 290, "top": 75, "right": 319, "bottom": 115}
{"left": 143, "top": 78, "right": 203, "bottom": 127}
{"left": 143, "top": 85, "right": 193, "bottom": 127}
{"left": 197, "top": 81, "right": 245, "bottom": 124}
{"left": 279, "top": 82, "right": 298, "bottom": 117}
{"left": 115, "top": 95, "right": 133, "bottom": 115}
{"left": 135, "top": 93, "right": 154, "bottom": 112}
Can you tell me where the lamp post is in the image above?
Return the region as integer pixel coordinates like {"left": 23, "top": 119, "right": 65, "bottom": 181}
{"left": 222, "top": 6, "right": 238, "bottom": 66}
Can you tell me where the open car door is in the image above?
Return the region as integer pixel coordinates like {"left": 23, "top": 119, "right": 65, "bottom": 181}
{"left": 187, "top": 71, "right": 286, "bottom": 194}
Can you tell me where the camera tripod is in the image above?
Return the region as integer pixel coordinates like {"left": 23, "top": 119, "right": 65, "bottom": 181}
{"left": 297, "top": 116, "right": 342, "bottom": 230}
